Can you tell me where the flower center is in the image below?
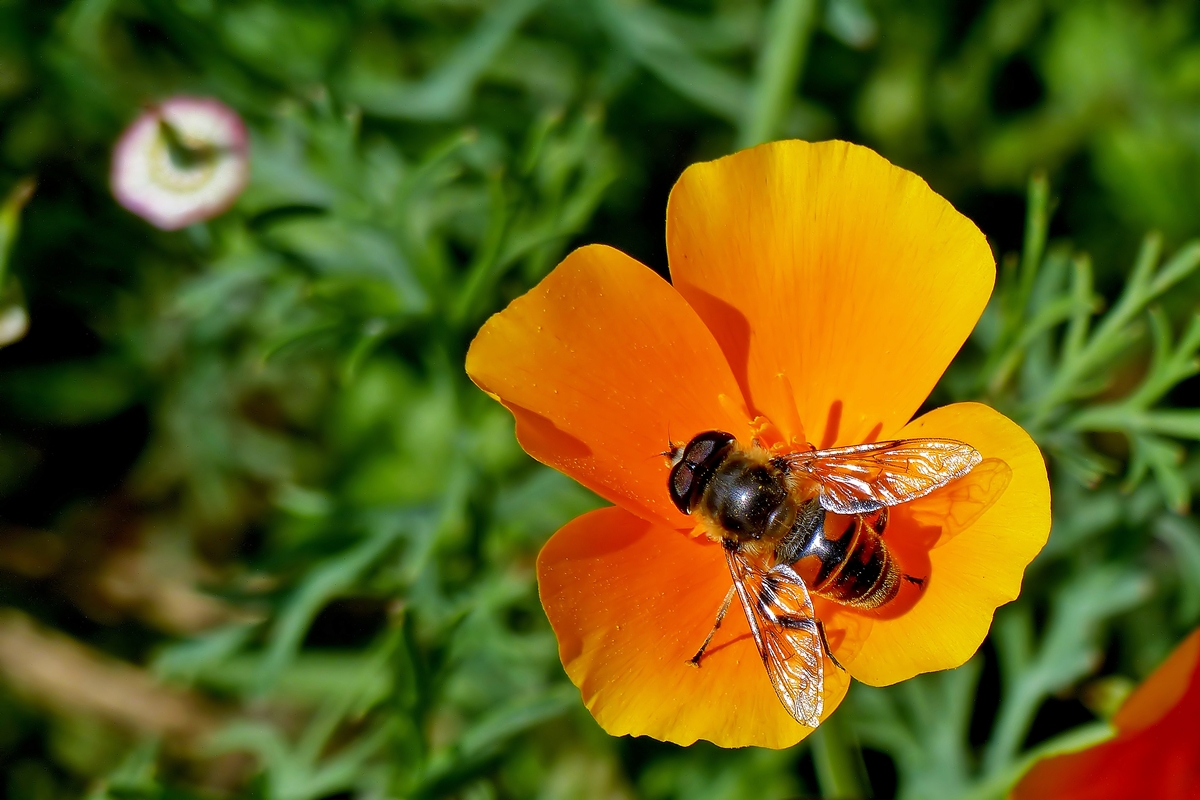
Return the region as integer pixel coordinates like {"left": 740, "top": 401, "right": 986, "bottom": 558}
{"left": 147, "top": 122, "right": 220, "bottom": 193}
{"left": 747, "top": 414, "right": 810, "bottom": 455}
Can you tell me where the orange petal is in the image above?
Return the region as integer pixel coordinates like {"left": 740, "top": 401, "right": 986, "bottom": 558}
{"left": 538, "top": 506, "right": 852, "bottom": 749}
{"left": 1011, "top": 727, "right": 1200, "bottom": 800}
{"left": 843, "top": 402, "right": 1049, "bottom": 686}
{"left": 1113, "top": 626, "right": 1200, "bottom": 733}
{"left": 1012, "top": 628, "right": 1200, "bottom": 800}
{"left": 667, "top": 140, "right": 995, "bottom": 446}
{"left": 466, "top": 245, "right": 754, "bottom": 529}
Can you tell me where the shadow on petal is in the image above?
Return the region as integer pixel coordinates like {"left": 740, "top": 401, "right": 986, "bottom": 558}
{"left": 538, "top": 506, "right": 849, "bottom": 748}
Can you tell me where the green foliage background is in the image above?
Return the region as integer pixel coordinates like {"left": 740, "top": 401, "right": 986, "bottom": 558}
{"left": 1, "top": 0, "right": 1200, "bottom": 798}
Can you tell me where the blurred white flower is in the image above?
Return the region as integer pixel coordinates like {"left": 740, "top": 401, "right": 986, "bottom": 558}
{"left": 0, "top": 304, "right": 28, "bottom": 347}
{"left": 111, "top": 97, "right": 249, "bottom": 230}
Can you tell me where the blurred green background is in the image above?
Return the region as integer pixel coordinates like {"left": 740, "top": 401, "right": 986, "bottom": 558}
{"left": 2, "top": 1, "right": 1200, "bottom": 798}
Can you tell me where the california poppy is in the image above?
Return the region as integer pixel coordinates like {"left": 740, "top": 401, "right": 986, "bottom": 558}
{"left": 466, "top": 140, "right": 1050, "bottom": 748}
{"left": 1011, "top": 627, "right": 1200, "bottom": 799}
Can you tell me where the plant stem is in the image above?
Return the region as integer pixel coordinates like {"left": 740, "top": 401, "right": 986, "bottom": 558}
{"left": 1014, "top": 171, "right": 1050, "bottom": 327}
{"left": 811, "top": 712, "right": 870, "bottom": 799}
{"left": 737, "top": 0, "right": 819, "bottom": 148}
{"left": 984, "top": 172, "right": 1049, "bottom": 393}
{"left": 452, "top": 171, "right": 511, "bottom": 326}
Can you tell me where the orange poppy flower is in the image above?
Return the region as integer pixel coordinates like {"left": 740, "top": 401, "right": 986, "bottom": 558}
{"left": 1011, "top": 627, "right": 1200, "bottom": 799}
{"left": 466, "top": 140, "right": 1050, "bottom": 748}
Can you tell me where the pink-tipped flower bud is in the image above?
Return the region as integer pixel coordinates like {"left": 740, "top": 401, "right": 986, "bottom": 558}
{"left": 0, "top": 304, "right": 28, "bottom": 347}
{"left": 111, "top": 97, "right": 249, "bottom": 231}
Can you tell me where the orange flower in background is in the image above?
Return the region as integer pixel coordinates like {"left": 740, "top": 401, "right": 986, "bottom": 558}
{"left": 466, "top": 140, "right": 1051, "bottom": 748}
{"left": 1011, "top": 627, "right": 1200, "bottom": 800}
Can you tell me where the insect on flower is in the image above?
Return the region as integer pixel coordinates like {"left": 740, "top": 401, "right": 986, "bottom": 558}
{"left": 669, "top": 431, "right": 981, "bottom": 726}
{"left": 467, "top": 139, "right": 1051, "bottom": 748}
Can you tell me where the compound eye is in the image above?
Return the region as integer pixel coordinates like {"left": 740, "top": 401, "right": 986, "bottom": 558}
{"left": 668, "top": 462, "right": 695, "bottom": 514}
{"left": 682, "top": 430, "right": 736, "bottom": 465}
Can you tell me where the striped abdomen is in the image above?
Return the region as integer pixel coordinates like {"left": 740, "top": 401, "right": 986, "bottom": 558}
{"left": 781, "top": 502, "right": 900, "bottom": 610}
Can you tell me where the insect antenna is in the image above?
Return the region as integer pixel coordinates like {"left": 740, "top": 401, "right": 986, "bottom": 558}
{"left": 657, "top": 422, "right": 684, "bottom": 463}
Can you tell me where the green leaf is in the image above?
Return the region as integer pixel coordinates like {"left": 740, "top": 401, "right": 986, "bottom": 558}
{"left": 0, "top": 177, "right": 34, "bottom": 289}
{"left": 339, "top": 0, "right": 545, "bottom": 121}
{"left": 0, "top": 359, "right": 143, "bottom": 424}
{"left": 1155, "top": 515, "right": 1200, "bottom": 624}
{"left": 255, "top": 518, "right": 417, "bottom": 692}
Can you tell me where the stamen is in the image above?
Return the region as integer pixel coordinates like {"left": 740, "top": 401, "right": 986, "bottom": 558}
{"left": 749, "top": 415, "right": 786, "bottom": 452}
{"left": 716, "top": 392, "right": 752, "bottom": 430}
{"left": 774, "top": 373, "right": 807, "bottom": 446}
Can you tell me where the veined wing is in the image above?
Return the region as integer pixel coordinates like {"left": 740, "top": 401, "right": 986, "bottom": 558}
{"left": 781, "top": 438, "right": 982, "bottom": 515}
{"left": 725, "top": 546, "right": 824, "bottom": 728}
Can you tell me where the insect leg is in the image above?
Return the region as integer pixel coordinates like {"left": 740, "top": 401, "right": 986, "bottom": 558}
{"left": 688, "top": 584, "right": 737, "bottom": 667}
{"left": 815, "top": 619, "right": 845, "bottom": 671}
{"left": 865, "top": 506, "right": 888, "bottom": 535}
{"left": 770, "top": 605, "right": 844, "bottom": 673}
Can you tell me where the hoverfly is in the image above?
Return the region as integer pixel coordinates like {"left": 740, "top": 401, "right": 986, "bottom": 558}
{"left": 666, "top": 431, "right": 982, "bottom": 727}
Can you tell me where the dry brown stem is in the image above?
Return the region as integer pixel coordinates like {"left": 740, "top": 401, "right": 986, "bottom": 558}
{"left": 0, "top": 607, "right": 223, "bottom": 746}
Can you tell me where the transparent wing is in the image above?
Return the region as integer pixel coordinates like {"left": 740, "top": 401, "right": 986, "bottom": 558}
{"left": 781, "top": 438, "right": 983, "bottom": 515}
{"left": 725, "top": 547, "right": 824, "bottom": 727}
